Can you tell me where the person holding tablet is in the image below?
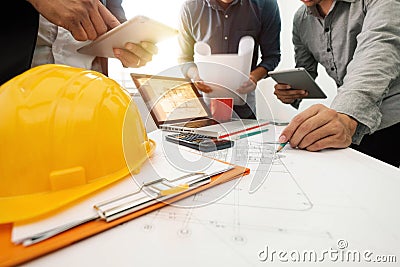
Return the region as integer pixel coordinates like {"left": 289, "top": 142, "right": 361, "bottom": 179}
{"left": 0, "top": 0, "right": 157, "bottom": 87}
{"left": 1, "top": 0, "right": 122, "bottom": 85}
{"left": 274, "top": 0, "right": 400, "bottom": 167}
{"left": 178, "top": 0, "right": 281, "bottom": 119}
{"left": 31, "top": 0, "right": 157, "bottom": 75}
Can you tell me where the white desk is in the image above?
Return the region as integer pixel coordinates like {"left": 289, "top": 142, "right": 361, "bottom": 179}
{"left": 22, "top": 128, "right": 400, "bottom": 266}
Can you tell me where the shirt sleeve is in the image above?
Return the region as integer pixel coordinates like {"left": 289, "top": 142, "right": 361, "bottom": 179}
{"left": 292, "top": 9, "right": 318, "bottom": 79}
{"left": 291, "top": 9, "right": 319, "bottom": 109}
{"left": 177, "top": 3, "right": 197, "bottom": 76}
{"left": 257, "top": 0, "right": 281, "bottom": 73}
{"left": 106, "top": 0, "right": 126, "bottom": 23}
{"left": 330, "top": 0, "right": 400, "bottom": 144}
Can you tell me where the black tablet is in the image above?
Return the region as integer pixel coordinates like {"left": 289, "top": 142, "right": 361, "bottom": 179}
{"left": 268, "top": 67, "right": 327, "bottom": 99}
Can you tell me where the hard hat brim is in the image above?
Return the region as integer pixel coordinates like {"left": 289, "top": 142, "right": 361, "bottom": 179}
{"left": 0, "top": 139, "right": 156, "bottom": 224}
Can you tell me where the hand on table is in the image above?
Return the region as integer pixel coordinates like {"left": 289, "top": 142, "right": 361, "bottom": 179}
{"left": 279, "top": 104, "right": 358, "bottom": 151}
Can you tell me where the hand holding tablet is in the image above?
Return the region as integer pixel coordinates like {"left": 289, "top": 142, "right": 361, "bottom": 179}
{"left": 268, "top": 68, "right": 327, "bottom": 101}
{"left": 78, "top": 15, "right": 178, "bottom": 58}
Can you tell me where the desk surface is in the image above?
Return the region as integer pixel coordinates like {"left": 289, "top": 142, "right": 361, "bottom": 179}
{"left": 22, "top": 127, "right": 400, "bottom": 266}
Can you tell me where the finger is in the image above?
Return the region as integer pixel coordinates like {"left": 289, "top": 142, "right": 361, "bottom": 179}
{"left": 195, "top": 82, "right": 212, "bottom": 93}
{"left": 302, "top": 116, "right": 353, "bottom": 151}
{"left": 303, "top": 131, "right": 345, "bottom": 152}
{"left": 141, "top": 41, "right": 158, "bottom": 55}
{"left": 274, "top": 83, "right": 291, "bottom": 90}
{"left": 296, "top": 119, "right": 335, "bottom": 149}
{"left": 125, "top": 43, "right": 153, "bottom": 62}
{"left": 279, "top": 104, "right": 325, "bottom": 145}
{"left": 291, "top": 105, "right": 334, "bottom": 148}
{"left": 278, "top": 97, "right": 296, "bottom": 104}
{"left": 67, "top": 21, "right": 88, "bottom": 41}
{"left": 114, "top": 48, "right": 146, "bottom": 68}
{"left": 98, "top": 2, "right": 121, "bottom": 29}
{"left": 274, "top": 89, "right": 308, "bottom": 98}
{"left": 82, "top": 2, "right": 109, "bottom": 38}
{"left": 77, "top": 15, "right": 98, "bottom": 40}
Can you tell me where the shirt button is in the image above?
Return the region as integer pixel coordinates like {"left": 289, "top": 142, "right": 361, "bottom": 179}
{"left": 325, "top": 28, "right": 329, "bottom": 32}
{"left": 327, "top": 48, "right": 331, "bottom": 52}
{"left": 225, "top": 14, "right": 229, "bottom": 19}
{"left": 224, "top": 36, "right": 228, "bottom": 40}
{"left": 331, "top": 67, "right": 335, "bottom": 71}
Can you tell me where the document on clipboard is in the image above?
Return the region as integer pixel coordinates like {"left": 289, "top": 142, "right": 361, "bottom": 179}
{"left": 0, "top": 141, "right": 249, "bottom": 266}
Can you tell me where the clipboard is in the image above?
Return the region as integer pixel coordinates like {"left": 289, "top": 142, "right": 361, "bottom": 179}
{"left": 0, "top": 164, "right": 249, "bottom": 267}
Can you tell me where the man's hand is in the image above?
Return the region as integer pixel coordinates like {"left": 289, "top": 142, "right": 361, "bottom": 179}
{"left": 27, "top": 0, "right": 120, "bottom": 41}
{"left": 113, "top": 41, "right": 158, "bottom": 68}
{"left": 278, "top": 104, "right": 358, "bottom": 151}
{"left": 236, "top": 75, "right": 257, "bottom": 94}
{"left": 186, "top": 66, "right": 212, "bottom": 93}
{"left": 273, "top": 83, "right": 308, "bottom": 104}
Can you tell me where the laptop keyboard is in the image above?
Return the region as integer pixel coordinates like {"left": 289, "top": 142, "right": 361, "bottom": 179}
{"left": 183, "top": 119, "right": 219, "bottom": 128}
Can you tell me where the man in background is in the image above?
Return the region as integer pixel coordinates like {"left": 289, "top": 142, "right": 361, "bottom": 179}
{"left": 178, "top": 0, "right": 281, "bottom": 119}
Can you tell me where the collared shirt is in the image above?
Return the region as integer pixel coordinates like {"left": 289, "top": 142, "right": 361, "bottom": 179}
{"left": 31, "top": 0, "right": 126, "bottom": 72}
{"left": 293, "top": 0, "right": 400, "bottom": 144}
{"left": 178, "top": 0, "right": 281, "bottom": 112}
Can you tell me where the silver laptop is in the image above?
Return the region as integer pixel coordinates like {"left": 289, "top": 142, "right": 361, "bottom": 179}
{"left": 131, "top": 73, "right": 268, "bottom": 138}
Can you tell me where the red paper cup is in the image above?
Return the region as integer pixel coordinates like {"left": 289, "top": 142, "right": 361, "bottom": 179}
{"left": 210, "top": 98, "right": 233, "bottom": 122}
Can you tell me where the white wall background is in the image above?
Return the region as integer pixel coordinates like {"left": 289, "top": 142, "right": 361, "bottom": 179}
{"left": 109, "top": 0, "right": 337, "bottom": 124}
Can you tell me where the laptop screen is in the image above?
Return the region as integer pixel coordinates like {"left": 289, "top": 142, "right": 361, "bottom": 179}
{"left": 131, "top": 74, "right": 211, "bottom": 126}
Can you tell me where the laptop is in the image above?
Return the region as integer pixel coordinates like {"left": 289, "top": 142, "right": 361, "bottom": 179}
{"left": 131, "top": 73, "right": 269, "bottom": 138}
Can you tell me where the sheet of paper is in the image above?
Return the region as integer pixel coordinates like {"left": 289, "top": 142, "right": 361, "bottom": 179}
{"left": 12, "top": 138, "right": 233, "bottom": 243}
{"left": 194, "top": 36, "right": 254, "bottom": 105}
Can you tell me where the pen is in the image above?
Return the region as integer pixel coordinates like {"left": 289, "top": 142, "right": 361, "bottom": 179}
{"left": 234, "top": 128, "right": 269, "bottom": 140}
{"left": 276, "top": 142, "right": 288, "bottom": 153}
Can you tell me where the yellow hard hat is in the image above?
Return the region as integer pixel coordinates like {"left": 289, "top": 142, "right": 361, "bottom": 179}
{"left": 0, "top": 64, "right": 155, "bottom": 223}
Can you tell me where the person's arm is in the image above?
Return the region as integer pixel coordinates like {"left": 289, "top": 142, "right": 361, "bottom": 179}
{"left": 27, "top": 0, "right": 120, "bottom": 41}
{"left": 330, "top": 0, "right": 400, "bottom": 144}
{"left": 237, "top": 0, "right": 281, "bottom": 94}
{"left": 177, "top": 2, "right": 212, "bottom": 93}
{"left": 177, "top": 3, "right": 196, "bottom": 72}
{"left": 273, "top": 8, "right": 317, "bottom": 108}
{"left": 257, "top": 0, "right": 281, "bottom": 77}
{"left": 278, "top": 0, "right": 400, "bottom": 151}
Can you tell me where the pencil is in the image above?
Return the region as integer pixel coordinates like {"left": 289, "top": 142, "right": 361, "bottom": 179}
{"left": 276, "top": 142, "right": 288, "bottom": 153}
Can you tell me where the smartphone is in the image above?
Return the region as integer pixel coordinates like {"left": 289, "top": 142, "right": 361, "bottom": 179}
{"left": 268, "top": 67, "right": 327, "bottom": 99}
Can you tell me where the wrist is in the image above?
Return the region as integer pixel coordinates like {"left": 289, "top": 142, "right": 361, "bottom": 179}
{"left": 338, "top": 113, "right": 358, "bottom": 137}
{"left": 249, "top": 75, "right": 257, "bottom": 84}
{"left": 187, "top": 66, "right": 199, "bottom": 80}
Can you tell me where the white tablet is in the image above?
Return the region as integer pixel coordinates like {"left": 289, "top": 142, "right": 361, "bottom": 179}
{"left": 78, "top": 15, "right": 178, "bottom": 58}
{"left": 268, "top": 67, "right": 327, "bottom": 99}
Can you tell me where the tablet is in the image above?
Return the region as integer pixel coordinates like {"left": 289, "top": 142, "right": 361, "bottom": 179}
{"left": 78, "top": 15, "right": 178, "bottom": 58}
{"left": 268, "top": 67, "right": 327, "bottom": 99}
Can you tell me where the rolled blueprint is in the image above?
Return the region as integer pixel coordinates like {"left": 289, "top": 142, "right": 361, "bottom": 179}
{"left": 194, "top": 36, "right": 255, "bottom": 105}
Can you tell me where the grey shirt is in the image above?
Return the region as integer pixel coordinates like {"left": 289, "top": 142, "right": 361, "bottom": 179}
{"left": 293, "top": 0, "right": 400, "bottom": 144}
{"left": 178, "top": 0, "right": 281, "bottom": 112}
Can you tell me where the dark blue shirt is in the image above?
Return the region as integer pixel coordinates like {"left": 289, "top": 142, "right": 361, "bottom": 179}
{"left": 178, "top": 0, "right": 281, "bottom": 72}
{"left": 178, "top": 0, "right": 281, "bottom": 111}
